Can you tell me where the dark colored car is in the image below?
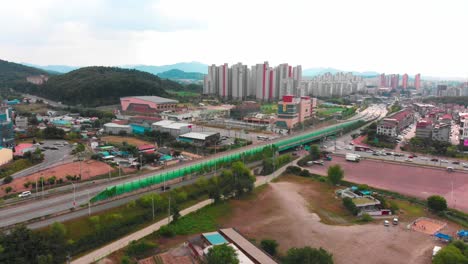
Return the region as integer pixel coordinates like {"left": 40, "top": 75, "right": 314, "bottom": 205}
{"left": 431, "top": 158, "right": 439, "bottom": 162}
{"left": 452, "top": 161, "right": 460, "bottom": 165}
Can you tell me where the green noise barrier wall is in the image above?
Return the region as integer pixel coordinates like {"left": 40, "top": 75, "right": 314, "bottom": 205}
{"left": 91, "top": 119, "right": 361, "bottom": 202}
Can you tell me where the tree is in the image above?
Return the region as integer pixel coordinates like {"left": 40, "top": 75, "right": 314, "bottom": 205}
{"left": 3, "top": 175, "right": 13, "bottom": 184}
{"left": 427, "top": 195, "right": 447, "bottom": 212}
{"left": 309, "top": 144, "right": 321, "bottom": 160}
{"left": 432, "top": 244, "right": 468, "bottom": 264}
{"left": 342, "top": 197, "right": 358, "bottom": 216}
{"left": 283, "top": 246, "right": 334, "bottom": 264}
{"left": 5, "top": 186, "right": 12, "bottom": 194}
{"left": 327, "top": 165, "right": 344, "bottom": 185}
{"left": 206, "top": 244, "right": 239, "bottom": 264}
{"left": 260, "top": 239, "right": 279, "bottom": 256}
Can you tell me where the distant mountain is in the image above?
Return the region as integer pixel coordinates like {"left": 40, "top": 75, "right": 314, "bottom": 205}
{"left": 302, "top": 67, "right": 379, "bottom": 77}
{"left": 13, "top": 67, "right": 186, "bottom": 107}
{"left": 22, "top": 63, "right": 79, "bottom": 74}
{"left": 0, "top": 59, "right": 50, "bottom": 88}
{"left": 124, "top": 62, "right": 209, "bottom": 75}
{"left": 157, "top": 69, "right": 205, "bottom": 80}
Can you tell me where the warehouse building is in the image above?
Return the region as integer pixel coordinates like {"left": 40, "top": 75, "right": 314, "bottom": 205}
{"left": 103, "top": 123, "right": 133, "bottom": 135}
{"left": 151, "top": 120, "right": 193, "bottom": 137}
{"left": 120, "top": 96, "right": 178, "bottom": 114}
{"left": 177, "top": 132, "right": 220, "bottom": 146}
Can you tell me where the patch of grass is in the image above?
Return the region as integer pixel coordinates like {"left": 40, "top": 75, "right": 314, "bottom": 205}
{"left": 260, "top": 103, "right": 278, "bottom": 114}
{"left": 316, "top": 107, "right": 345, "bottom": 116}
{"left": 14, "top": 103, "right": 49, "bottom": 115}
{"left": 394, "top": 200, "right": 425, "bottom": 218}
{"left": 168, "top": 202, "right": 232, "bottom": 235}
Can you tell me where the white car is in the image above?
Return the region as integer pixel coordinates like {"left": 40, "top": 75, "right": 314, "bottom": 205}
{"left": 405, "top": 158, "right": 413, "bottom": 162}
{"left": 18, "top": 191, "right": 32, "bottom": 198}
{"left": 440, "top": 160, "right": 449, "bottom": 163}
{"left": 462, "top": 163, "right": 468, "bottom": 168}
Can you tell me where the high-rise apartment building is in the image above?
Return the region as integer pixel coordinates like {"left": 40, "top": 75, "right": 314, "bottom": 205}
{"left": 414, "top": 73, "right": 421, "bottom": 90}
{"left": 0, "top": 107, "right": 14, "bottom": 148}
{"left": 402, "top": 74, "right": 409, "bottom": 89}
{"left": 379, "top": 73, "right": 386, "bottom": 87}
{"left": 231, "top": 63, "right": 250, "bottom": 100}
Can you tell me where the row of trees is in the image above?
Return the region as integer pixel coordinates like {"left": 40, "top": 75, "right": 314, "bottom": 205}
{"left": 205, "top": 239, "right": 333, "bottom": 264}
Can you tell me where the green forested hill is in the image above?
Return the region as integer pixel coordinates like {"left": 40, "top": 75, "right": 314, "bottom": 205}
{"left": 0, "top": 59, "right": 49, "bottom": 88}
{"left": 19, "top": 67, "right": 184, "bottom": 107}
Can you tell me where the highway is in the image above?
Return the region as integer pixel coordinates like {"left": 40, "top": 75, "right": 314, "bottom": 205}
{"left": 0, "top": 105, "right": 382, "bottom": 228}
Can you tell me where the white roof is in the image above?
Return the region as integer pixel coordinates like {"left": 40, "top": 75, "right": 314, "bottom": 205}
{"left": 152, "top": 120, "right": 175, "bottom": 126}
{"left": 164, "top": 122, "right": 192, "bottom": 129}
{"left": 104, "top": 123, "right": 131, "bottom": 128}
{"left": 179, "top": 132, "right": 218, "bottom": 140}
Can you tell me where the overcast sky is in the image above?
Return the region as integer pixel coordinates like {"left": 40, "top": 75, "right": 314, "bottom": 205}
{"left": 1, "top": 0, "right": 467, "bottom": 77}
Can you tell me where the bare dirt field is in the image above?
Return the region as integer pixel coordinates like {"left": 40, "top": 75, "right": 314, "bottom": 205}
{"left": 101, "top": 136, "right": 154, "bottom": 147}
{"left": 221, "top": 176, "right": 448, "bottom": 264}
{"left": 306, "top": 156, "right": 468, "bottom": 212}
{"left": 1, "top": 160, "right": 114, "bottom": 195}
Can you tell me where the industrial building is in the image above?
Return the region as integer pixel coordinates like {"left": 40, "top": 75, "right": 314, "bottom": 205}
{"left": 103, "top": 123, "right": 133, "bottom": 135}
{"left": 177, "top": 132, "right": 220, "bottom": 146}
{"left": 151, "top": 120, "right": 193, "bottom": 136}
{"left": 120, "top": 96, "right": 178, "bottom": 114}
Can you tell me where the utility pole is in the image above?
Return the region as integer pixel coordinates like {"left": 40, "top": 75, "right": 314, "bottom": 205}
{"left": 35, "top": 177, "right": 38, "bottom": 199}
{"left": 168, "top": 196, "right": 171, "bottom": 224}
{"left": 41, "top": 177, "right": 44, "bottom": 200}
{"left": 87, "top": 189, "right": 91, "bottom": 216}
{"left": 152, "top": 194, "right": 155, "bottom": 220}
{"left": 71, "top": 182, "right": 76, "bottom": 207}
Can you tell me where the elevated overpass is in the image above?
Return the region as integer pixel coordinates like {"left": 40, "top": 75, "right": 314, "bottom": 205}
{"left": 92, "top": 119, "right": 365, "bottom": 202}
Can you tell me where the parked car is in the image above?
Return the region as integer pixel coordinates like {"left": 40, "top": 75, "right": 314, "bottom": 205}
{"left": 313, "top": 160, "right": 324, "bottom": 165}
{"left": 393, "top": 218, "right": 399, "bottom": 225}
{"left": 384, "top": 220, "right": 390, "bottom": 226}
{"left": 18, "top": 191, "right": 32, "bottom": 198}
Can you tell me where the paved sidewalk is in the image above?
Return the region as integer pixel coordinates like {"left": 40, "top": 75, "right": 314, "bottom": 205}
{"left": 71, "top": 199, "right": 214, "bottom": 264}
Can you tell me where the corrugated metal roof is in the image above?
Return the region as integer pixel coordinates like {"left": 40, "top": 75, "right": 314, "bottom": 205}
{"left": 179, "top": 132, "right": 218, "bottom": 140}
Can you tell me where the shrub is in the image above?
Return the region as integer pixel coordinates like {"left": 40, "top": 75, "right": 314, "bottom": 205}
{"left": 359, "top": 213, "right": 373, "bottom": 222}
{"left": 3, "top": 176, "right": 13, "bottom": 184}
{"left": 299, "top": 169, "right": 311, "bottom": 177}
{"left": 158, "top": 225, "right": 175, "bottom": 238}
{"left": 260, "top": 239, "right": 279, "bottom": 256}
{"left": 286, "top": 166, "right": 302, "bottom": 175}
{"left": 126, "top": 239, "right": 157, "bottom": 257}
{"left": 342, "top": 197, "right": 358, "bottom": 216}
{"left": 389, "top": 201, "right": 399, "bottom": 214}
{"left": 427, "top": 195, "right": 447, "bottom": 212}
{"left": 5, "top": 186, "right": 13, "bottom": 193}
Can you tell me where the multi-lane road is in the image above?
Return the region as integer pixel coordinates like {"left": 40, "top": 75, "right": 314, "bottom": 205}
{"left": 0, "top": 104, "right": 383, "bottom": 228}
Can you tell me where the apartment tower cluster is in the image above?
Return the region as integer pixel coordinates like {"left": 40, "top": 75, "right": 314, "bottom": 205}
{"left": 379, "top": 73, "right": 421, "bottom": 89}
{"left": 203, "top": 62, "right": 302, "bottom": 101}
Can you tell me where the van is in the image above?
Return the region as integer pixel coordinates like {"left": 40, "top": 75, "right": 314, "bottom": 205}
{"left": 18, "top": 191, "right": 32, "bottom": 198}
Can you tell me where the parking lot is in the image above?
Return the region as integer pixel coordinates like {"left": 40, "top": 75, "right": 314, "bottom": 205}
{"left": 12, "top": 140, "right": 74, "bottom": 179}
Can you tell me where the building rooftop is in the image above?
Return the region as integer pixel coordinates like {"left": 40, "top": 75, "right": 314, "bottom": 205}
{"left": 387, "top": 110, "right": 411, "bottom": 122}
{"left": 152, "top": 120, "right": 175, "bottom": 126}
{"left": 202, "top": 232, "right": 229, "bottom": 245}
{"left": 179, "top": 132, "right": 218, "bottom": 140}
{"left": 122, "top": 96, "right": 178, "bottom": 104}
{"left": 165, "top": 122, "right": 192, "bottom": 129}
{"left": 104, "top": 123, "right": 131, "bottom": 128}
{"left": 352, "top": 196, "right": 381, "bottom": 207}
{"left": 219, "top": 228, "right": 277, "bottom": 264}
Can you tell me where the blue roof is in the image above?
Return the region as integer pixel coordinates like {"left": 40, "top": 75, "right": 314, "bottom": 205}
{"left": 203, "top": 232, "right": 228, "bottom": 245}
{"left": 435, "top": 232, "right": 452, "bottom": 241}
{"left": 457, "top": 230, "right": 468, "bottom": 237}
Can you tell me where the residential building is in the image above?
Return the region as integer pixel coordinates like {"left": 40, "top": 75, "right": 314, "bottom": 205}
{"left": 377, "top": 109, "right": 414, "bottom": 137}
{"left": 275, "top": 95, "right": 313, "bottom": 129}
{"left": 0, "top": 107, "right": 14, "bottom": 148}
{"left": 301, "top": 72, "right": 365, "bottom": 97}
{"left": 120, "top": 96, "right": 178, "bottom": 114}
{"left": 379, "top": 73, "right": 386, "bottom": 88}
{"left": 414, "top": 73, "right": 421, "bottom": 90}
{"left": 459, "top": 115, "right": 468, "bottom": 148}
{"left": 231, "top": 63, "right": 250, "bottom": 100}
{"left": 402, "top": 74, "right": 409, "bottom": 89}
{"left": 415, "top": 120, "right": 433, "bottom": 139}
{"left": 432, "top": 123, "right": 451, "bottom": 142}
{"left": 15, "top": 116, "right": 28, "bottom": 130}
{"left": 177, "top": 132, "right": 220, "bottom": 146}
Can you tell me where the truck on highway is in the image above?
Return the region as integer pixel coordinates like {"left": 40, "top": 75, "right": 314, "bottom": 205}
{"left": 346, "top": 153, "right": 360, "bottom": 162}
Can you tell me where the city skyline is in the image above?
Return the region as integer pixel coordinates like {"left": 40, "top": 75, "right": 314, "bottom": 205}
{"left": 0, "top": 0, "right": 467, "bottom": 78}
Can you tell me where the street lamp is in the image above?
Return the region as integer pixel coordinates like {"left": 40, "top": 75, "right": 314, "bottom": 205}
{"left": 71, "top": 182, "right": 76, "bottom": 207}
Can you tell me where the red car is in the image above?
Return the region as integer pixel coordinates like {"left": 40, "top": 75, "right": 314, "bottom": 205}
{"left": 408, "top": 155, "right": 414, "bottom": 159}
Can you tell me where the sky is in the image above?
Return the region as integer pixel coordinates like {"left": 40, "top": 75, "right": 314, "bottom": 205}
{"left": 0, "top": 0, "right": 467, "bottom": 78}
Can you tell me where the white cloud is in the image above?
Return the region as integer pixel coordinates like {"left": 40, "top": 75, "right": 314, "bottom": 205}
{"left": 0, "top": 0, "right": 467, "bottom": 77}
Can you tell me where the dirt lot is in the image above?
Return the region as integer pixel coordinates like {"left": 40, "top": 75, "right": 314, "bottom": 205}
{"left": 1, "top": 160, "right": 114, "bottom": 196}
{"left": 307, "top": 156, "right": 468, "bottom": 212}
{"left": 221, "top": 176, "right": 446, "bottom": 264}
{"left": 101, "top": 136, "right": 154, "bottom": 147}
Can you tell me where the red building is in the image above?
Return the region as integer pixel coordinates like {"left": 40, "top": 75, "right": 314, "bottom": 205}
{"left": 402, "top": 74, "right": 408, "bottom": 89}
{"left": 414, "top": 74, "right": 421, "bottom": 90}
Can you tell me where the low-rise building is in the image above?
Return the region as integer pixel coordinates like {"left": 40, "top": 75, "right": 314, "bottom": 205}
{"left": 177, "top": 132, "right": 220, "bottom": 146}
{"left": 275, "top": 95, "right": 314, "bottom": 129}
{"left": 120, "top": 96, "right": 178, "bottom": 114}
{"left": 151, "top": 120, "right": 193, "bottom": 137}
{"left": 432, "top": 123, "right": 451, "bottom": 142}
{"left": 103, "top": 123, "right": 133, "bottom": 135}
{"left": 15, "top": 116, "right": 28, "bottom": 129}
{"left": 415, "top": 120, "right": 433, "bottom": 139}
{"left": 377, "top": 109, "right": 414, "bottom": 138}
